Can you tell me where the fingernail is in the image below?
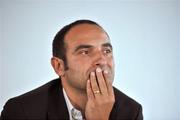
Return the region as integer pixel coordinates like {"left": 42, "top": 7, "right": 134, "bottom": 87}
{"left": 96, "top": 67, "right": 102, "bottom": 72}
{"left": 87, "top": 79, "right": 90, "bottom": 83}
{"left": 104, "top": 70, "right": 108, "bottom": 74}
{"left": 91, "top": 72, "right": 95, "bottom": 76}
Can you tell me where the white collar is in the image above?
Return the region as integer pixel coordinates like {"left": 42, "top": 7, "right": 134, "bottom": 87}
{"left": 63, "top": 88, "right": 83, "bottom": 120}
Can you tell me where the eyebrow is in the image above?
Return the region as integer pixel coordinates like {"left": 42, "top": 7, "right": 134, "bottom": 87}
{"left": 73, "top": 42, "right": 113, "bottom": 53}
{"left": 102, "top": 43, "right": 113, "bottom": 50}
{"left": 73, "top": 45, "right": 93, "bottom": 53}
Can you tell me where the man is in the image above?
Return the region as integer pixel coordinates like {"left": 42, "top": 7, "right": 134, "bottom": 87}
{"left": 0, "top": 20, "right": 143, "bottom": 120}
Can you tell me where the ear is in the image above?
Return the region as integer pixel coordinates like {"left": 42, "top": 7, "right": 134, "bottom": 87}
{"left": 51, "top": 57, "right": 65, "bottom": 77}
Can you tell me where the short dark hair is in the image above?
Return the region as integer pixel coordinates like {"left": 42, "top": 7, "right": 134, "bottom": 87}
{"left": 52, "top": 20, "right": 103, "bottom": 70}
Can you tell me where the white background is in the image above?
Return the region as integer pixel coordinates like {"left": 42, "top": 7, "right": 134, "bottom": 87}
{"left": 0, "top": 0, "right": 180, "bottom": 119}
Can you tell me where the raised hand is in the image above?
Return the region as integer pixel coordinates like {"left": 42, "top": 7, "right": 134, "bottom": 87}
{"left": 85, "top": 67, "right": 115, "bottom": 120}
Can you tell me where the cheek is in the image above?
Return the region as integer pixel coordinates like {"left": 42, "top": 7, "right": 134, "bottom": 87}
{"left": 68, "top": 59, "right": 90, "bottom": 77}
{"left": 112, "top": 59, "right": 115, "bottom": 68}
{"left": 65, "top": 55, "right": 91, "bottom": 81}
{"left": 108, "top": 56, "right": 114, "bottom": 67}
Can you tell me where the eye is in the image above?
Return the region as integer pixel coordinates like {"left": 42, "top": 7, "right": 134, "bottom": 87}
{"left": 104, "top": 48, "right": 112, "bottom": 54}
{"left": 80, "top": 50, "right": 89, "bottom": 55}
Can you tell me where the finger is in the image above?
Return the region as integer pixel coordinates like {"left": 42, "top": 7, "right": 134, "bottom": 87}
{"left": 86, "top": 79, "right": 94, "bottom": 100}
{"left": 96, "top": 67, "right": 108, "bottom": 95}
{"left": 103, "top": 70, "right": 114, "bottom": 96}
{"left": 90, "top": 72, "right": 101, "bottom": 96}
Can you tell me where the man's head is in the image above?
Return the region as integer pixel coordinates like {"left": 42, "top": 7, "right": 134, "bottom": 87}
{"left": 51, "top": 20, "right": 115, "bottom": 92}
{"left": 52, "top": 20, "right": 102, "bottom": 70}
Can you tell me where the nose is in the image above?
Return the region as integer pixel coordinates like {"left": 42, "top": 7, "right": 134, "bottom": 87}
{"left": 93, "top": 51, "right": 108, "bottom": 68}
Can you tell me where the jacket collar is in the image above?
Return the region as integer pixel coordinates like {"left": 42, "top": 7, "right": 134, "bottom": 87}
{"left": 47, "top": 78, "right": 69, "bottom": 120}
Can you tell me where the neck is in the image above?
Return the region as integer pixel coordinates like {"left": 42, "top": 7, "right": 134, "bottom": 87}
{"left": 61, "top": 79, "right": 87, "bottom": 113}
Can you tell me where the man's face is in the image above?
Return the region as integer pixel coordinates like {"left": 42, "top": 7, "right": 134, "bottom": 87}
{"left": 63, "top": 24, "right": 115, "bottom": 92}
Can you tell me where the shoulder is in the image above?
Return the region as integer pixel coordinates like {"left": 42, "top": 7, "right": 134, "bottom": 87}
{"left": 0, "top": 78, "right": 61, "bottom": 119}
{"left": 111, "top": 87, "right": 143, "bottom": 120}
{"left": 11, "top": 78, "right": 60, "bottom": 103}
{"left": 113, "top": 87, "right": 141, "bottom": 108}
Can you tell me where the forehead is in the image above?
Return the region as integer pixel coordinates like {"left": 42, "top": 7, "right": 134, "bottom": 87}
{"left": 64, "top": 24, "right": 110, "bottom": 48}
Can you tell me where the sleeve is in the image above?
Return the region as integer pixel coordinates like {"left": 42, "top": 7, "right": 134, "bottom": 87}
{"left": 0, "top": 98, "right": 26, "bottom": 120}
